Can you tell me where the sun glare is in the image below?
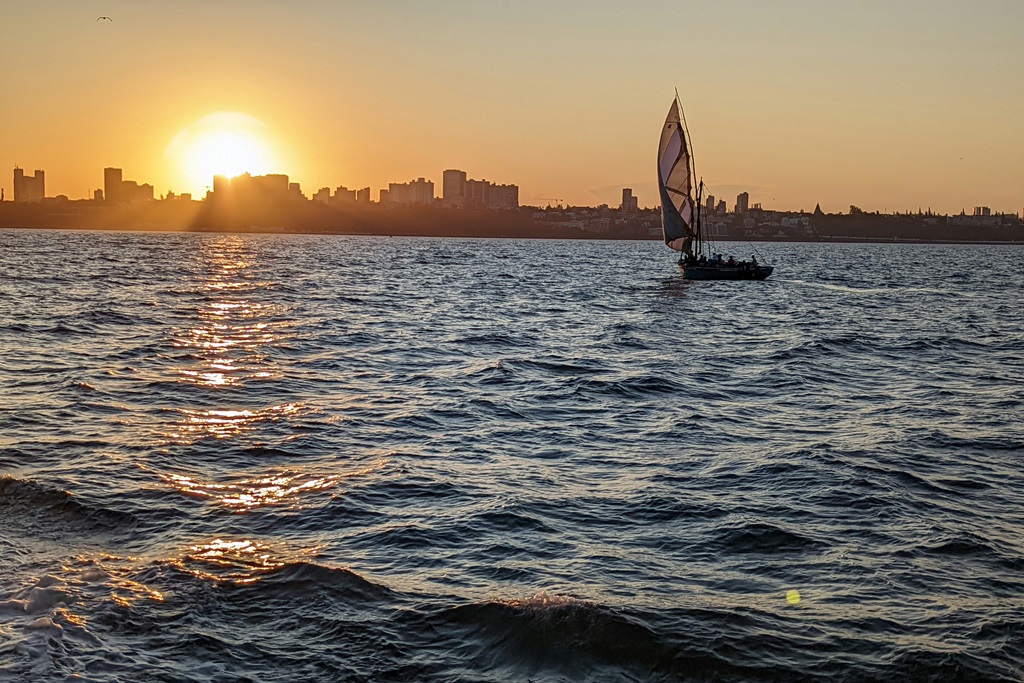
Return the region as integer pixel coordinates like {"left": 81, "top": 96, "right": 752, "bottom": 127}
{"left": 166, "top": 113, "right": 277, "bottom": 195}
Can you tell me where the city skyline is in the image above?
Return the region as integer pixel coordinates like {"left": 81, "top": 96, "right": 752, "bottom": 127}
{"left": 2, "top": 1, "right": 1022, "bottom": 215}
{"left": 9, "top": 161, "right": 1024, "bottom": 220}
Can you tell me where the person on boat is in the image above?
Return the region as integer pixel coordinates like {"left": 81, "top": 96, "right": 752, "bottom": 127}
{"left": 751, "top": 255, "right": 758, "bottom": 266}
{"left": 726, "top": 255, "right": 736, "bottom": 266}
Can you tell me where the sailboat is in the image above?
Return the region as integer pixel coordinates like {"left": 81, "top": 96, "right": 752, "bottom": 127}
{"left": 658, "top": 96, "right": 773, "bottom": 280}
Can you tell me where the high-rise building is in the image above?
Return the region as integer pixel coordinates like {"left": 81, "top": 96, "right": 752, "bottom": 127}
{"left": 705, "top": 194, "right": 716, "bottom": 215}
{"left": 621, "top": 188, "right": 638, "bottom": 213}
{"left": 387, "top": 183, "right": 408, "bottom": 204}
{"left": 313, "top": 187, "right": 331, "bottom": 204}
{"left": 387, "top": 178, "right": 434, "bottom": 205}
{"left": 330, "top": 185, "right": 356, "bottom": 204}
{"left": 213, "top": 175, "right": 230, "bottom": 196}
{"left": 490, "top": 183, "right": 518, "bottom": 210}
{"left": 411, "top": 177, "right": 433, "bottom": 205}
{"left": 716, "top": 200, "right": 726, "bottom": 214}
{"left": 465, "top": 178, "right": 519, "bottom": 209}
{"left": 104, "top": 167, "right": 123, "bottom": 204}
{"left": 13, "top": 167, "right": 45, "bottom": 202}
{"left": 443, "top": 169, "right": 467, "bottom": 208}
{"left": 119, "top": 180, "right": 154, "bottom": 203}
{"left": 735, "top": 192, "right": 749, "bottom": 214}
{"left": 465, "top": 179, "right": 487, "bottom": 208}
{"left": 209, "top": 173, "right": 293, "bottom": 202}
{"left": 103, "top": 168, "right": 154, "bottom": 204}
{"left": 356, "top": 187, "right": 371, "bottom": 203}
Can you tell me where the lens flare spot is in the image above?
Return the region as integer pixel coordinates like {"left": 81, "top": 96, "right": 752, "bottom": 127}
{"left": 786, "top": 589, "right": 801, "bottom": 605}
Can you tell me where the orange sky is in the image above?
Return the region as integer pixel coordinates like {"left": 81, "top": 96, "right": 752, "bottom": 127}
{"left": 2, "top": 1, "right": 1022, "bottom": 214}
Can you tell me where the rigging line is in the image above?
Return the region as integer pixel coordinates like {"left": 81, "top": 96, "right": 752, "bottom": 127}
{"left": 692, "top": 179, "right": 773, "bottom": 265}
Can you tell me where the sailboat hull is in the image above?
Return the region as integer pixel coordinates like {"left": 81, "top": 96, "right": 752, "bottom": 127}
{"left": 681, "top": 264, "right": 774, "bottom": 280}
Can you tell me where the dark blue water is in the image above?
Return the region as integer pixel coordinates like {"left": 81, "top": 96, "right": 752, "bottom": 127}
{"left": 1, "top": 229, "right": 1022, "bottom": 682}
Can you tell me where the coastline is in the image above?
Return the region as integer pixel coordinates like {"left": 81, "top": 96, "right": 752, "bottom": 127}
{"left": 1, "top": 200, "right": 1021, "bottom": 245}
{"left": 1, "top": 223, "right": 1021, "bottom": 246}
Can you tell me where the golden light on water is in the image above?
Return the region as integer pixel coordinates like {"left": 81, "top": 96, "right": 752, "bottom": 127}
{"left": 161, "top": 470, "right": 339, "bottom": 511}
{"left": 168, "top": 539, "right": 324, "bottom": 585}
{"left": 169, "top": 236, "right": 289, "bottom": 392}
{"left": 188, "top": 539, "right": 278, "bottom": 569}
{"left": 57, "top": 556, "right": 166, "bottom": 611}
{"left": 158, "top": 235, "right": 295, "bottom": 442}
{"left": 164, "top": 403, "right": 302, "bottom": 443}
{"left": 158, "top": 459, "right": 385, "bottom": 511}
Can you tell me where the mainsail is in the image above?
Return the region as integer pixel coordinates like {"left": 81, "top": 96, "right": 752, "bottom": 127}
{"left": 658, "top": 98, "right": 696, "bottom": 254}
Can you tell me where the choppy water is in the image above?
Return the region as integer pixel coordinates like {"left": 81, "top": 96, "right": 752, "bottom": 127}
{"left": 1, "top": 229, "right": 1022, "bottom": 682}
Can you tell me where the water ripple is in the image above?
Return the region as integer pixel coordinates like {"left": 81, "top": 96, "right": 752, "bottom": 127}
{"left": 1, "top": 231, "right": 1023, "bottom": 681}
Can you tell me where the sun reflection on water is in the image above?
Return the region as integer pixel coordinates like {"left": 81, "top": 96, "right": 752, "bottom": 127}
{"left": 169, "top": 538, "right": 325, "bottom": 584}
{"left": 157, "top": 459, "right": 385, "bottom": 511}
{"left": 162, "top": 470, "right": 338, "bottom": 510}
{"left": 170, "top": 236, "right": 291, "bottom": 391}
{"left": 162, "top": 402, "right": 304, "bottom": 443}
{"left": 56, "top": 555, "right": 166, "bottom": 611}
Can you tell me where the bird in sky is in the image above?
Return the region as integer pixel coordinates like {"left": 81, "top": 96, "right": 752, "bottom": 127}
{"left": 96, "top": 16, "right": 112, "bottom": 21}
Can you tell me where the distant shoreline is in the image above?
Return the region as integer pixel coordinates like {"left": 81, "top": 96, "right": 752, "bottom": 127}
{"left": 2, "top": 199, "right": 1022, "bottom": 244}
{"left": 1, "top": 223, "right": 1021, "bottom": 246}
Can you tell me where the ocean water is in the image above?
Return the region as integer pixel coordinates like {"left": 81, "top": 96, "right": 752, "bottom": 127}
{"left": 1, "top": 229, "right": 1022, "bottom": 682}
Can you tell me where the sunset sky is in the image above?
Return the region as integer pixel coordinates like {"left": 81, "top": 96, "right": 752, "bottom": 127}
{"left": 2, "top": 0, "right": 1021, "bottom": 214}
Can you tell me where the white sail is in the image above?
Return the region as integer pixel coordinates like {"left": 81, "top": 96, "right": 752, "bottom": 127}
{"left": 658, "top": 98, "right": 696, "bottom": 253}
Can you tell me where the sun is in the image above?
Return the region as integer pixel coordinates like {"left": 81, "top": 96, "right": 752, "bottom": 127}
{"left": 166, "top": 113, "right": 278, "bottom": 195}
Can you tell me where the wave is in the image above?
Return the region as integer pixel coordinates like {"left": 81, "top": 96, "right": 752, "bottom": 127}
{"left": 3, "top": 234, "right": 1024, "bottom": 682}
{"left": 80, "top": 308, "right": 144, "bottom": 327}
{"left": 0, "top": 475, "right": 137, "bottom": 536}
{"left": 230, "top": 560, "right": 394, "bottom": 602}
{"left": 570, "top": 375, "right": 685, "bottom": 399}
{"left": 710, "top": 522, "right": 823, "bottom": 555}
{"left": 766, "top": 334, "right": 876, "bottom": 363}
{"left": 457, "top": 332, "right": 535, "bottom": 348}
{"left": 622, "top": 493, "right": 730, "bottom": 524}
{"left": 434, "top": 594, "right": 680, "bottom": 679}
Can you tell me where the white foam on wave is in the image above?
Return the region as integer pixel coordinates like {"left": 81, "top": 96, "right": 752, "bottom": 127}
{"left": 23, "top": 586, "right": 67, "bottom": 614}
{"left": 26, "top": 616, "right": 62, "bottom": 631}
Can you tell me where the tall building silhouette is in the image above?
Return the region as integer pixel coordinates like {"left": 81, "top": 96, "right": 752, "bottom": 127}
{"left": 211, "top": 173, "right": 293, "bottom": 202}
{"left": 736, "top": 191, "right": 749, "bottom": 214}
{"left": 330, "top": 186, "right": 356, "bottom": 204}
{"left": 387, "top": 178, "right": 434, "bottom": 205}
{"left": 13, "top": 167, "right": 45, "bottom": 202}
{"left": 104, "top": 167, "right": 123, "bottom": 204}
{"left": 443, "top": 169, "right": 467, "bottom": 208}
{"left": 621, "top": 188, "right": 638, "bottom": 213}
